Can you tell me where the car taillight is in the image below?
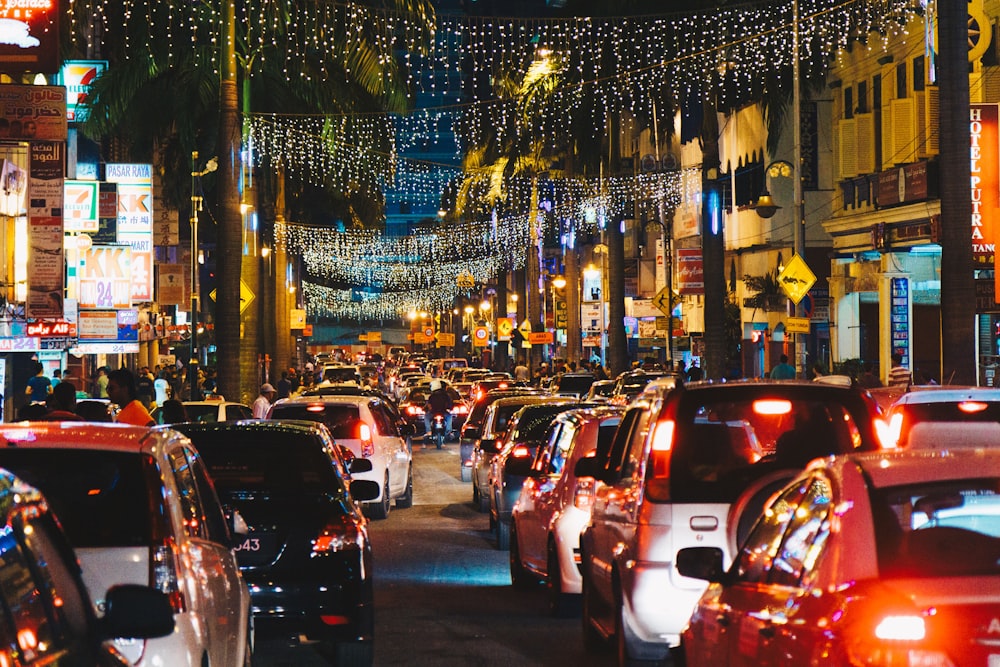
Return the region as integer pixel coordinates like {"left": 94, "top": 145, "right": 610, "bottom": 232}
{"left": 312, "top": 522, "right": 366, "bottom": 555}
{"left": 151, "top": 539, "right": 186, "bottom": 613}
{"left": 574, "top": 478, "right": 596, "bottom": 510}
{"left": 359, "top": 423, "right": 374, "bottom": 457}
{"left": 875, "top": 416, "right": 898, "bottom": 449}
{"left": 649, "top": 419, "right": 675, "bottom": 477}
{"left": 454, "top": 404, "right": 469, "bottom": 414}
{"left": 512, "top": 445, "right": 530, "bottom": 458}
{"left": 406, "top": 405, "right": 418, "bottom": 416}
{"left": 846, "top": 606, "right": 955, "bottom": 667}
{"left": 874, "top": 615, "right": 926, "bottom": 641}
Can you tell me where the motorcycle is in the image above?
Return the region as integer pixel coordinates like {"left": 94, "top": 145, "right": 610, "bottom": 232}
{"left": 430, "top": 414, "right": 447, "bottom": 450}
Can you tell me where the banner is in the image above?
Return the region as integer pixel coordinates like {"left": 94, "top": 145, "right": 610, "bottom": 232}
{"left": 676, "top": 248, "right": 705, "bottom": 295}
{"left": 78, "top": 245, "right": 131, "bottom": 309}
{"left": 0, "top": 86, "right": 67, "bottom": 140}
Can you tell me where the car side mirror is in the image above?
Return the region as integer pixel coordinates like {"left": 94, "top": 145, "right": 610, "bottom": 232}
{"left": 675, "top": 547, "right": 726, "bottom": 583}
{"left": 349, "top": 457, "right": 374, "bottom": 474}
{"left": 100, "top": 584, "right": 175, "bottom": 640}
{"left": 228, "top": 509, "right": 249, "bottom": 538}
{"left": 573, "top": 456, "right": 603, "bottom": 480}
{"left": 350, "top": 479, "right": 381, "bottom": 502}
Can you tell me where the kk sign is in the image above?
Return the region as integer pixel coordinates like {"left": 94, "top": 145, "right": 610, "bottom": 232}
{"left": 78, "top": 245, "right": 131, "bottom": 309}
{"left": 107, "top": 163, "right": 154, "bottom": 302}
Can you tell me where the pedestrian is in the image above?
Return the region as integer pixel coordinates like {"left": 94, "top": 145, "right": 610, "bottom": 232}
{"left": 858, "top": 363, "right": 882, "bottom": 389}
{"left": 95, "top": 366, "right": 110, "bottom": 398}
{"left": 686, "top": 360, "right": 704, "bottom": 382}
{"left": 136, "top": 367, "right": 154, "bottom": 408}
{"left": 24, "top": 361, "right": 52, "bottom": 405}
{"left": 769, "top": 354, "right": 796, "bottom": 380}
{"left": 887, "top": 352, "right": 911, "bottom": 387}
{"left": 107, "top": 368, "right": 155, "bottom": 426}
{"left": 154, "top": 371, "right": 170, "bottom": 407}
{"left": 38, "top": 382, "right": 81, "bottom": 421}
{"left": 276, "top": 370, "right": 292, "bottom": 399}
{"left": 51, "top": 368, "right": 62, "bottom": 384}
{"left": 159, "top": 398, "right": 189, "bottom": 424}
{"left": 513, "top": 359, "right": 529, "bottom": 382}
{"left": 253, "top": 383, "right": 276, "bottom": 418}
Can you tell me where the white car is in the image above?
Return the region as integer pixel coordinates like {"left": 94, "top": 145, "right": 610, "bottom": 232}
{"left": 882, "top": 385, "right": 1000, "bottom": 448}
{"left": 511, "top": 406, "right": 623, "bottom": 616}
{"left": 269, "top": 394, "right": 413, "bottom": 519}
{"left": 152, "top": 399, "right": 254, "bottom": 424}
{"left": 0, "top": 422, "right": 253, "bottom": 667}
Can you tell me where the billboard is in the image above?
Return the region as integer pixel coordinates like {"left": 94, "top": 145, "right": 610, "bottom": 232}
{"left": 0, "top": 2, "right": 60, "bottom": 75}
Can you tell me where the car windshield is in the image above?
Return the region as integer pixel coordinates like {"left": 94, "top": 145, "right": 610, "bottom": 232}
{"left": 872, "top": 478, "right": 1000, "bottom": 578}
{"left": 324, "top": 367, "right": 359, "bottom": 382}
{"left": 648, "top": 394, "right": 865, "bottom": 503}
{"left": 0, "top": 450, "right": 155, "bottom": 548}
{"left": 270, "top": 403, "right": 362, "bottom": 439}
{"left": 185, "top": 430, "right": 344, "bottom": 495}
{"left": 509, "top": 405, "right": 582, "bottom": 444}
{"left": 554, "top": 375, "right": 596, "bottom": 394}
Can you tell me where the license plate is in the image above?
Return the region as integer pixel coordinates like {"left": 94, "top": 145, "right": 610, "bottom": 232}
{"left": 233, "top": 532, "right": 279, "bottom": 566}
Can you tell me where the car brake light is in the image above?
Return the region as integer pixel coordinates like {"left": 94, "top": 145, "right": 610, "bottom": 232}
{"left": 406, "top": 406, "right": 418, "bottom": 416}
{"left": 753, "top": 399, "right": 793, "bottom": 415}
{"left": 359, "top": 423, "right": 374, "bottom": 457}
{"left": 312, "top": 522, "right": 365, "bottom": 555}
{"left": 512, "top": 445, "right": 530, "bottom": 458}
{"left": 152, "top": 539, "right": 186, "bottom": 613}
{"left": 574, "top": 478, "right": 596, "bottom": 510}
{"left": 957, "top": 400, "right": 989, "bottom": 413}
{"left": 651, "top": 420, "right": 674, "bottom": 452}
{"left": 498, "top": 382, "right": 508, "bottom": 389}
{"left": 454, "top": 404, "right": 469, "bottom": 414}
{"left": 874, "top": 615, "right": 925, "bottom": 641}
{"left": 875, "top": 417, "right": 898, "bottom": 449}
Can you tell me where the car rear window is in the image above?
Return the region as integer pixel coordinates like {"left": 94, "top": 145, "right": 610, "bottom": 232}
{"left": 554, "top": 375, "right": 596, "bottom": 394}
{"left": 270, "top": 403, "right": 362, "bottom": 439}
{"left": 186, "top": 404, "right": 222, "bottom": 422}
{"left": 648, "top": 395, "right": 865, "bottom": 503}
{"left": 510, "top": 406, "right": 582, "bottom": 444}
{"left": 872, "top": 478, "right": 1000, "bottom": 578}
{"left": 0, "top": 450, "right": 156, "bottom": 548}
{"left": 186, "top": 430, "right": 344, "bottom": 495}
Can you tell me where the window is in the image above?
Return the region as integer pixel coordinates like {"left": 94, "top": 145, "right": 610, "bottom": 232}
{"left": 767, "top": 476, "right": 832, "bottom": 587}
{"left": 844, "top": 87, "right": 854, "bottom": 119}
{"left": 619, "top": 409, "right": 652, "bottom": 481}
{"left": 856, "top": 80, "right": 868, "bottom": 113}
{"left": 735, "top": 481, "right": 808, "bottom": 584}
{"left": 549, "top": 422, "right": 577, "bottom": 476}
{"left": 169, "top": 447, "right": 207, "bottom": 540}
{"left": 913, "top": 56, "right": 925, "bottom": 92}
{"left": 187, "top": 451, "right": 231, "bottom": 544}
{"left": 369, "top": 403, "right": 398, "bottom": 437}
{"left": 603, "top": 409, "right": 641, "bottom": 481}
{"left": 896, "top": 62, "right": 907, "bottom": 98}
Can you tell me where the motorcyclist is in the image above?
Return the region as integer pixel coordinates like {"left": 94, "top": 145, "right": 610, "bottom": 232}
{"left": 423, "top": 380, "right": 454, "bottom": 440}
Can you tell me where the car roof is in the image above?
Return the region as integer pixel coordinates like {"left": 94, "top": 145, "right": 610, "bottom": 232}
{"left": 489, "top": 395, "right": 562, "bottom": 408}
{"left": 889, "top": 386, "right": 1000, "bottom": 406}
{"left": 0, "top": 422, "right": 174, "bottom": 454}
{"left": 173, "top": 419, "right": 326, "bottom": 437}
{"left": 274, "top": 394, "right": 376, "bottom": 407}
{"left": 182, "top": 400, "right": 248, "bottom": 407}
{"left": 825, "top": 447, "right": 1000, "bottom": 488}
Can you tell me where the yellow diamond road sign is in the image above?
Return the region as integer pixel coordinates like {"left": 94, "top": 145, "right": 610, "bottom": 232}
{"left": 777, "top": 254, "right": 816, "bottom": 305}
{"left": 209, "top": 279, "right": 256, "bottom": 314}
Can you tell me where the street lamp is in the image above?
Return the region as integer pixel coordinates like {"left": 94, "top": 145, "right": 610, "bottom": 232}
{"left": 190, "top": 151, "right": 217, "bottom": 400}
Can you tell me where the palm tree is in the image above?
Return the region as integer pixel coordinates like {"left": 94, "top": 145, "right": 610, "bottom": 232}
{"left": 74, "top": 0, "right": 435, "bottom": 399}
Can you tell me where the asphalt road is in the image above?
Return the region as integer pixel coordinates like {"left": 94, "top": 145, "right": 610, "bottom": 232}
{"left": 254, "top": 440, "right": 615, "bottom": 666}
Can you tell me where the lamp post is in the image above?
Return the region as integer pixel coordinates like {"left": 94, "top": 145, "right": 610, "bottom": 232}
{"left": 190, "top": 151, "right": 217, "bottom": 400}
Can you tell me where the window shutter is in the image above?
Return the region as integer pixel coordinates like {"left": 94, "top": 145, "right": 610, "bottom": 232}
{"left": 880, "top": 65, "right": 897, "bottom": 169}
{"left": 856, "top": 113, "right": 875, "bottom": 174}
{"left": 890, "top": 97, "right": 916, "bottom": 164}
{"left": 917, "top": 87, "right": 939, "bottom": 157}
{"left": 838, "top": 118, "right": 858, "bottom": 178}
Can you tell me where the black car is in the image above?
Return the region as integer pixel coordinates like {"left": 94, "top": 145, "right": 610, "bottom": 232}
{"left": 0, "top": 468, "right": 174, "bottom": 666}
{"left": 460, "top": 387, "right": 542, "bottom": 482}
{"left": 173, "top": 420, "right": 380, "bottom": 665}
{"left": 488, "top": 400, "right": 594, "bottom": 549}
{"left": 397, "top": 385, "right": 469, "bottom": 439}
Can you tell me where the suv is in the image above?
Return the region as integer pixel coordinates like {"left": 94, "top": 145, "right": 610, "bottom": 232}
{"left": 579, "top": 380, "right": 884, "bottom": 663}
{"left": 460, "top": 387, "right": 540, "bottom": 482}
{"left": 0, "top": 422, "right": 253, "bottom": 667}
{"left": 269, "top": 394, "right": 413, "bottom": 519}
{"left": 881, "top": 385, "right": 1000, "bottom": 448}
{"left": 174, "top": 420, "right": 380, "bottom": 665}
{"left": 0, "top": 468, "right": 174, "bottom": 666}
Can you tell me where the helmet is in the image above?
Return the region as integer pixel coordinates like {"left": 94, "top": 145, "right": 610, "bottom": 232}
{"left": 429, "top": 380, "right": 443, "bottom": 392}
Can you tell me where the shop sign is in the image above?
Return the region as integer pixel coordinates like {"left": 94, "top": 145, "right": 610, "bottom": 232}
{"left": 0, "top": 337, "right": 40, "bottom": 351}
{"left": 676, "top": 249, "right": 704, "bottom": 295}
{"left": 970, "top": 104, "right": 999, "bottom": 268}
{"left": 26, "top": 321, "right": 74, "bottom": 337}
{"left": 71, "top": 342, "right": 139, "bottom": 354}
{"left": 62, "top": 60, "right": 107, "bottom": 122}
{"left": 876, "top": 162, "right": 929, "bottom": 207}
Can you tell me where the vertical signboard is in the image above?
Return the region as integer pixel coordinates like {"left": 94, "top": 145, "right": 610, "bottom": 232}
{"left": 63, "top": 179, "right": 98, "bottom": 232}
{"left": 78, "top": 245, "right": 131, "bottom": 310}
{"left": 26, "top": 142, "right": 64, "bottom": 319}
{"left": 971, "top": 104, "right": 999, "bottom": 284}
{"left": 676, "top": 249, "right": 705, "bottom": 295}
{"left": 106, "top": 163, "right": 153, "bottom": 302}
{"left": 890, "top": 277, "right": 910, "bottom": 368}
{"left": 61, "top": 60, "right": 106, "bottom": 122}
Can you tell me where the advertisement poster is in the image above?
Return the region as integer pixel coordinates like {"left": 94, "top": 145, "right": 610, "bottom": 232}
{"left": 27, "top": 141, "right": 62, "bottom": 217}
{"left": 62, "top": 60, "right": 107, "bottom": 122}
{"left": 0, "top": 3, "right": 60, "bottom": 75}
{"left": 26, "top": 216, "right": 64, "bottom": 319}
{"left": 157, "top": 263, "right": 185, "bottom": 306}
{"left": 676, "top": 248, "right": 705, "bottom": 295}
{"left": 0, "top": 86, "right": 67, "bottom": 141}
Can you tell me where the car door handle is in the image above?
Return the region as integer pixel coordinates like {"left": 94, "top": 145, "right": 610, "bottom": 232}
{"left": 759, "top": 624, "right": 775, "bottom": 639}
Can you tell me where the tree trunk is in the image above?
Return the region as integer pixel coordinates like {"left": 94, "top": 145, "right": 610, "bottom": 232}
{"left": 274, "top": 165, "right": 292, "bottom": 375}
{"left": 214, "top": 0, "right": 242, "bottom": 401}
{"left": 939, "top": 0, "right": 976, "bottom": 384}
{"left": 565, "top": 237, "right": 581, "bottom": 365}
{"left": 607, "top": 216, "right": 629, "bottom": 376}
{"left": 701, "top": 98, "right": 726, "bottom": 381}
{"left": 514, "top": 263, "right": 527, "bottom": 367}
{"left": 494, "top": 269, "right": 509, "bottom": 372}
{"left": 527, "top": 178, "right": 543, "bottom": 369}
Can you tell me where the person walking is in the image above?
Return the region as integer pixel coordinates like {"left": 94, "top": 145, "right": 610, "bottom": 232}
{"left": 95, "top": 366, "right": 110, "bottom": 398}
{"left": 107, "top": 368, "right": 155, "bottom": 426}
{"left": 253, "top": 383, "right": 277, "bottom": 418}
{"left": 769, "top": 354, "right": 796, "bottom": 379}
{"left": 887, "top": 353, "right": 911, "bottom": 387}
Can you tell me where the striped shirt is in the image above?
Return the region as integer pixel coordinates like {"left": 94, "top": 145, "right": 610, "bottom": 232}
{"left": 887, "top": 365, "right": 911, "bottom": 387}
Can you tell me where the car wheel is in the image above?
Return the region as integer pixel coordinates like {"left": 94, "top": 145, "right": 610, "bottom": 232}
{"left": 581, "top": 566, "right": 605, "bottom": 651}
{"left": 366, "top": 473, "right": 391, "bottom": 520}
{"left": 460, "top": 465, "right": 472, "bottom": 482}
{"left": 508, "top": 524, "right": 532, "bottom": 589}
{"left": 547, "top": 541, "right": 579, "bottom": 618}
{"left": 395, "top": 466, "right": 413, "bottom": 509}
{"left": 615, "top": 597, "right": 663, "bottom": 667}
{"left": 476, "top": 485, "right": 490, "bottom": 513}
{"left": 332, "top": 640, "right": 374, "bottom": 667}
{"left": 496, "top": 516, "right": 510, "bottom": 550}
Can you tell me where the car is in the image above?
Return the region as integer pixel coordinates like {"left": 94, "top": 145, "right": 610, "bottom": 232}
{"left": 510, "top": 406, "right": 624, "bottom": 616}
{"left": 583, "top": 379, "right": 615, "bottom": 402}
{"left": 0, "top": 467, "right": 175, "bottom": 666}
{"left": 579, "top": 379, "right": 886, "bottom": 663}
{"left": 488, "top": 399, "right": 592, "bottom": 550}
{"left": 397, "top": 384, "right": 469, "bottom": 440}
{"left": 460, "top": 387, "right": 542, "bottom": 482}
{"left": 471, "top": 395, "right": 556, "bottom": 512}
{"left": 0, "top": 422, "right": 253, "bottom": 667}
{"left": 677, "top": 446, "right": 1000, "bottom": 667}
{"left": 607, "top": 369, "right": 678, "bottom": 405}
{"left": 268, "top": 394, "right": 413, "bottom": 519}
{"left": 321, "top": 364, "right": 363, "bottom": 385}
{"left": 151, "top": 399, "right": 253, "bottom": 424}
{"left": 429, "top": 357, "right": 468, "bottom": 377}
{"left": 469, "top": 377, "right": 517, "bottom": 403}
{"left": 547, "top": 372, "right": 598, "bottom": 398}
{"left": 172, "top": 420, "right": 380, "bottom": 665}
{"left": 881, "top": 385, "right": 1000, "bottom": 448}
